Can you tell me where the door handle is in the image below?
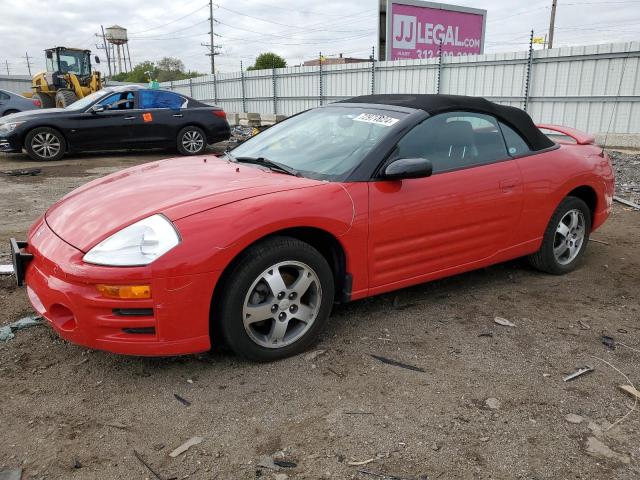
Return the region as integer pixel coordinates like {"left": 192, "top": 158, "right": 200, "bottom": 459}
{"left": 500, "top": 179, "right": 520, "bottom": 191}
{"left": 172, "top": 114, "right": 183, "bottom": 118}
{"left": 124, "top": 116, "right": 136, "bottom": 120}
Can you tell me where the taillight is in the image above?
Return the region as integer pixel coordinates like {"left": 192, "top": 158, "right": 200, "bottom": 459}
{"left": 213, "top": 110, "right": 226, "bottom": 119}
{"left": 33, "top": 99, "right": 41, "bottom": 108}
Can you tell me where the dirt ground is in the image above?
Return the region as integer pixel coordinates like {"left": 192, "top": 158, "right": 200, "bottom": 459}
{"left": 0, "top": 149, "right": 639, "bottom": 480}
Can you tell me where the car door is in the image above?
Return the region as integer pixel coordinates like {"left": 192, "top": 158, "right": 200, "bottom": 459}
{"left": 0, "top": 91, "right": 10, "bottom": 115}
{"left": 368, "top": 111, "right": 524, "bottom": 289}
{"left": 66, "top": 91, "right": 137, "bottom": 150}
{"left": 129, "top": 90, "right": 187, "bottom": 146}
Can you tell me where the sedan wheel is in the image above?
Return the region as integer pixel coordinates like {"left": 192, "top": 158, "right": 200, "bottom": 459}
{"left": 177, "top": 126, "right": 206, "bottom": 155}
{"left": 243, "top": 261, "right": 322, "bottom": 348}
{"left": 25, "top": 127, "right": 66, "bottom": 161}
{"left": 216, "top": 236, "right": 335, "bottom": 362}
{"left": 528, "top": 196, "right": 591, "bottom": 274}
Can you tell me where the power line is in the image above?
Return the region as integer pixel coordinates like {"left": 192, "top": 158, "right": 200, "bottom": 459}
{"left": 128, "top": 4, "right": 208, "bottom": 35}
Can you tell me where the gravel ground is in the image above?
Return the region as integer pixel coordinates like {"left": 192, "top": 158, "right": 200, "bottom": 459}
{"left": 0, "top": 148, "right": 639, "bottom": 480}
{"left": 610, "top": 150, "right": 640, "bottom": 205}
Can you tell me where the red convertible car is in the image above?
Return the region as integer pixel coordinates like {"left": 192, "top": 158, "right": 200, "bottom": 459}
{"left": 11, "top": 94, "right": 614, "bottom": 361}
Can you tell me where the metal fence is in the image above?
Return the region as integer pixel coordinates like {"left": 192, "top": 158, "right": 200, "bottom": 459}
{"left": 161, "top": 41, "right": 640, "bottom": 139}
{"left": 0, "top": 76, "right": 32, "bottom": 95}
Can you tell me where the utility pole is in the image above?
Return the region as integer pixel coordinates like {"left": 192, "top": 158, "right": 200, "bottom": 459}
{"left": 5, "top": 60, "right": 9, "bottom": 75}
{"left": 24, "top": 52, "right": 32, "bottom": 76}
{"left": 99, "top": 26, "right": 112, "bottom": 76}
{"left": 209, "top": 0, "right": 215, "bottom": 73}
{"left": 548, "top": 0, "right": 557, "bottom": 49}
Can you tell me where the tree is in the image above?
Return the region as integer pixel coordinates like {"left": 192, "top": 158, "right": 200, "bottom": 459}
{"left": 247, "top": 52, "right": 287, "bottom": 71}
{"left": 111, "top": 61, "right": 158, "bottom": 83}
{"left": 108, "top": 58, "right": 201, "bottom": 83}
{"left": 156, "top": 57, "right": 185, "bottom": 73}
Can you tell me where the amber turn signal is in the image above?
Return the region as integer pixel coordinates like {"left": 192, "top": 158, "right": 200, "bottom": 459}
{"left": 96, "top": 284, "right": 152, "bottom": 299}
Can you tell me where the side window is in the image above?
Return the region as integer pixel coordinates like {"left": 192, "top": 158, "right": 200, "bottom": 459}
{"left": 499, "top": 122, "right": 531, "bottom": 157}
{"left": 138, "top": 90, "right": 184, "bottom": 110}
{"left": 99, "top": 92, "right": 134, "bottom": 110}
{"left": 394, "top": 111, "right": 509, "bottom": 174}
{"left": 0, "top": 91, "right": 9, "bottom": 100}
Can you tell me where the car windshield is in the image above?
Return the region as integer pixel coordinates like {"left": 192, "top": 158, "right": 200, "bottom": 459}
{"left": 64, "top": 90, "right": 112, "bottom": 111}
{"left": 229, "top": 106, "right": 407, "bottom": 180}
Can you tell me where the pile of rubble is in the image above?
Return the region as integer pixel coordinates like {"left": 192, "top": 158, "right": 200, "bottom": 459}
{"left": 610, "top": 150, "right": 640, "bottom": 205}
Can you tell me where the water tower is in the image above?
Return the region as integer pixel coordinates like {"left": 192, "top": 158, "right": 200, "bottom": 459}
{"left": 105, "top": 25, "right": 131, "bottom": 74}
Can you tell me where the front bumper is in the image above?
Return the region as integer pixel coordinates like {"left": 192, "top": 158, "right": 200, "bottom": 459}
{"left": 0, "top": 133, "right": 21, "bottom": 153}
{"left": 20, "top": 218, "right": 219, "bottom": 356}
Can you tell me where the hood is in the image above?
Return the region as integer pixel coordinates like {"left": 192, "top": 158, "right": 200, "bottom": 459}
{"left": 45, "top": 156, "right": 323, "bottom": 252}
{"left": 1, "top": 108, "right": 67, "bottom": 122}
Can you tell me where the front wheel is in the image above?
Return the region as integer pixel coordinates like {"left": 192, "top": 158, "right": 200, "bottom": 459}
{"left": 55, "top": 89, "right": 78, "bottom": 108}
{"left": 24, "top": 127, "right": 66, "bottom": 161}
{"left": 216, "top": 237, "right": 335, "bottom": 362}
{"left": 177, "top": 126, "right": 207, "bottom": 155}
{"left": 528, "top": 196, "right": 591, "bottom": 274}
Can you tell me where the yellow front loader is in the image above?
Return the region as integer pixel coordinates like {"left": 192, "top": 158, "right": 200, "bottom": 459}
{"left": 28, "top": 47, "right": 102, "bottom": 108}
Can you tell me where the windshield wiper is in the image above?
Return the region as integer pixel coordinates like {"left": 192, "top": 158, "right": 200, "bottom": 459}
{"left": 230, "top": 155, "right": 301, "bottom": 177}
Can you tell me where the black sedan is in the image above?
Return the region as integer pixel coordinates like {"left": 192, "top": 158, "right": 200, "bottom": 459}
{"left": 0, "top": 85, "right": 230, "bottom": 161}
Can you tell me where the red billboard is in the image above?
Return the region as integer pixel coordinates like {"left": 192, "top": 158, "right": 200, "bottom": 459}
{"left": 380, "top": 0, "right": 486, "bottom": 61}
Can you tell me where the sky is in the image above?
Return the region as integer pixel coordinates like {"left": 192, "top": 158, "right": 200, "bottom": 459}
{"left": 0, "top": 0, "right": 638, "bottom": 75}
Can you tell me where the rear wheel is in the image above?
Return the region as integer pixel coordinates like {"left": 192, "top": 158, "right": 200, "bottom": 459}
{"left": 177, "top": 126, "right": 207, "bottom": 155}
{"left": 55, "top": 89, "right": 78, "bottom": 108}
{"left": 528, "top": 196, "right": 591, "bottom": 274}
{"left": 216, "top": 237, "right": 335, "bottom": 362}
{"left": 25, "top": 127, "right": 66, "bottom": 161}
{"left": 33, "top": 92, "right": 55, "bottom": 109}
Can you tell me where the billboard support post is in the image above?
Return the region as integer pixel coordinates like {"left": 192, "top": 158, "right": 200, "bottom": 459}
{"left": 318, "top": 52, "right": 324, "bottom": 106}
{"left": 436, "top": 43, "right": 443, "bottom": 93}
{"left": 524, "top": 30, "right": 534, "bottom": 112}
{"left": 370, "top": 46, "right": 376, "bottom": 95}
{"left": 240, "top": 60, "right": 246, "bottom": 113}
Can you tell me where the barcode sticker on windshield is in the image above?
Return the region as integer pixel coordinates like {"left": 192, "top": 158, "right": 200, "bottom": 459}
{"left": 353, "top": 113, "right": 399, "bottom": 127}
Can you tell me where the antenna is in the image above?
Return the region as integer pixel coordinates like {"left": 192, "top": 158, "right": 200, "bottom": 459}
{"left": 600, "top": 44, "right": 632, "bottom": 157}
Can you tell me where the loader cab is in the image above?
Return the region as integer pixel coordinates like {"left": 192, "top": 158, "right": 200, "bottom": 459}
{"left": 45, "top": 47, "right": 92, "bottom": 77}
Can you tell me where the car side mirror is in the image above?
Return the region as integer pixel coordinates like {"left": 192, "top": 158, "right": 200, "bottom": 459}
{"left": 382, "top": 157, "right": 433, "bottom": 180}
{"left": 94, "top": 56, "right": 100, "bottom": 64}
{"left": 90, "top": 104, "right": 105, "bottom": 114}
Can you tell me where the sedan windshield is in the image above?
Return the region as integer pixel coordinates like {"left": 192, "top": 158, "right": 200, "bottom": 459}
{"left": 230, "top": 106, "right": 407, "bottom": 180}
{"left": 64, "top": 90, "right": 111, "bottom": 111}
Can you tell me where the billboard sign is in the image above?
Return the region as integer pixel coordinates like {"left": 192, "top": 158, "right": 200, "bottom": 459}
{"left": 379, "top": 0, "right": 486, "bottom": 61}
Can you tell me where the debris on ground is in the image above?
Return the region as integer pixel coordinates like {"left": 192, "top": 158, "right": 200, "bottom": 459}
{"left": 610, "top": 150, "right": 640, "bottom": 205}
{"left": 0, "top": 468, "right": 23, "bottom": 480}
{"left": 274, "top": 474, "right": 289, "bottom": 480}
{"left": 168, "top": 436, "right": 203, "bottom": 458}
{"left": 0, "top": 314, "right": 42, "bottom": 341}
{"left": 613, "top": 196, "right": 640, "bottom": 210}
{"left": 133, "top": 449, "right": 163, "bottom": 479}
{"left": 585, "top": 436, "right": 631, "bottom": 464}
{"left": 0, "top": 264, "right": 14, "bottom": 275}
{"left": 173, "top": 393, "right": 191, "bottom": 406}
{"left": 494, "top": 316, "right": 516, "bottom": 327}
{"left": 1, "top": 167, "right": 42, "bottom": 176}
{"left": 589, "top": 238, "right": 610, "bottom": 245}
{"left": 563, "top": 366, "right": 594, "bottom": 382}
{"left": 370, "top": 354, "right": 425, "bottom": 373}
{"left": 578, "top": 320, "right": 591, "bottom": 330}
{"left": 347, "top": 458, "right": 375, "bottom": 466}
{"left": 618, "top": 384, "right": 640, "bottom": 401}
{"left": 304, "top": 349, "right": 326, "bottom": 361}
{"left": 273, "top": 460, "right": 297, "bottom": 468}
{"left": 565, "top": 413, "right": 584, "bottom": 424}
{"left": 602, "top": 335, "right": 616, "bottom": 350}
{"left": 257, "top": 455, "right": 279, "bottom": 470}
{"left": 485, "top": 398, "right": 501, "bottom": 410}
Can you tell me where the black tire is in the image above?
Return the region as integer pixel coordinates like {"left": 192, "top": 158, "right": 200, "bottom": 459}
{"left": 177, "top": 126, "right": 207, "bottom": 155}
{"left": 33, "top": 92, "right": 55, "bottom": 109}
{"left": 25, "top": 127, "right": 66, "bottom": 161}
{"left": 55, "top": 89, "right": 78, "bottom": 108}
{"left": 2, "top": 109, "right": 19, "bottom": 117}
{"left": 215, "top": 236, "right": 335, "bottom": 362}
{"left": 528, "top": 196, "right": 591, "bottom": 275}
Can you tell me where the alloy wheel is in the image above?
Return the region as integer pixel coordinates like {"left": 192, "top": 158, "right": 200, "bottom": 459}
{"left": 31, "top": 132, "right": 61, "bottom": 159}
{"left": 553, "top": 209, "right": 585, "bottom": 265}
{"left": 182, "top": 130, "right": 204, "bottom": 153}
{"left": 242, "top": 261, "right": 322, "bottom": 349}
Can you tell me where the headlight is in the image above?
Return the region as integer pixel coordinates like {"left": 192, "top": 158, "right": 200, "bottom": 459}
{"left": 83, "top": 214, "right": 180, "bottom": 266}
{"left": 0, "top": 121, "right": 25, "bottom": 133}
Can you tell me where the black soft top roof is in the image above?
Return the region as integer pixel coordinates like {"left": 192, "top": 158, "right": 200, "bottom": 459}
{"left": 339, "top": 94, "right": 554, "bottom": 151}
